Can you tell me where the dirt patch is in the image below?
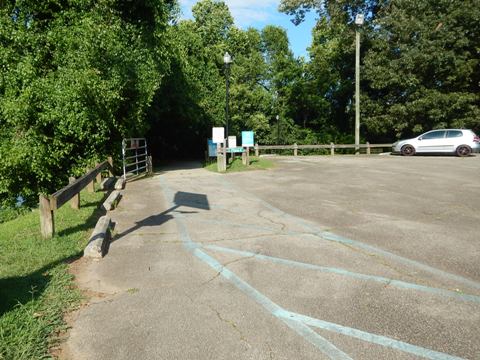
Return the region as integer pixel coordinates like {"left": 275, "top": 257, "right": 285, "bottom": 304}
{"left": 50, "top": 257, "right": 114, "bottom": 359}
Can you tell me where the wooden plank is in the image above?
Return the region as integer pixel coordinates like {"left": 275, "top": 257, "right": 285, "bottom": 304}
{"left": 368, "top": 144, "right": 392, "bottom": 148}
{"left": 254, "top": 143, "right": 392, "bottom": 151}
{"left": 51, "top": 161, "right": 108, "bottom": 210}
{"left": 297, "top": 145, "right": 331, "bottom": 149}
{"left": 40, "top": 194, "right": 54, "bottom": 239}
{"left": 257, "top": 145, "right": 295, "bottom": 150}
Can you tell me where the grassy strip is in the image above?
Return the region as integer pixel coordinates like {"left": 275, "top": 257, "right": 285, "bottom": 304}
{"left": 205, "top": 156, "right": 274, "bottom": 173}
{"left": 0, "top": 190, "right": 105, "bottom": 359}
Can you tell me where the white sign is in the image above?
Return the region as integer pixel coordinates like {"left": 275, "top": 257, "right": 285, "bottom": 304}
{"left": 212, "top": 127, "right": 225, "bottom": 144}
{"left": 228, "top": 136, "right": 237, "bottom": 148}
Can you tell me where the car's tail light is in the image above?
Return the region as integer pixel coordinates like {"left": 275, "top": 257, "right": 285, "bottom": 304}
{"left": 474, "top": 135, "right": 480, "bottom": 143}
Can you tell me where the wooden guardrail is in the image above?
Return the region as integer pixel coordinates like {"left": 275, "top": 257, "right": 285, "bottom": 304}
{"left": 39, "top": 157, "right": 114, "bottom": 239}
{"left": 253, "top": 143, "right": 392, "bottom": 157}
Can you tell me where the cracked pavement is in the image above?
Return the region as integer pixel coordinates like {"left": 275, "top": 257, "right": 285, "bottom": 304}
{"left": 65, "top": 157, "right": 480, "bottom": 359}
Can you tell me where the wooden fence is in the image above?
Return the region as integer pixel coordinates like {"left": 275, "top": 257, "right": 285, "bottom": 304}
{"left": 39, "top": 157, "right": 114, "bottom": 239}
{"left": 254, "top": 143, "right": 392, "bottom": 157}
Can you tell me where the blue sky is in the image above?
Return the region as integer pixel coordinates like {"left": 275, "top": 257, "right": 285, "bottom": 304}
{"left": 178, "top": 0, "right": 318, "bottom": 58}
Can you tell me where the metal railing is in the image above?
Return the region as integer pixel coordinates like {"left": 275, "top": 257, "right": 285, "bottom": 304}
{"left": 122, "top": 138, "right": 151, "bottom": 180}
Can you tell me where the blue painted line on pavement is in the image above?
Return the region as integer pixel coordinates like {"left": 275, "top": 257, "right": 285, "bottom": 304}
{"left": 318, "top": 231, "right": 480, "bottom": 291}
{"left": 218, "top": 177, "right": 480, "bottom": 291}
{"left": 204, "top": 245, "right": 480, "bottom": 304}
{"left": 281, "top": 311, "right": 466, "bottom": 360}
{"left": 158, "top": 176, "right": 353, "bottom": 360}
{"left": 158, "top": 176, "right": 469, "bottom": 360}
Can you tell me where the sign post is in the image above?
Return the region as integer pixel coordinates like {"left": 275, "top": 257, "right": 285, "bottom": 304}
{"left": 212, "top": 128, "right": 226, "bottom": 172}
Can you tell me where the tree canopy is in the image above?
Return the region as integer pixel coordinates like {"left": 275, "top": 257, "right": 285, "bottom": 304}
{"left": 1, "top": 0, "right": 479, "bottom": 208}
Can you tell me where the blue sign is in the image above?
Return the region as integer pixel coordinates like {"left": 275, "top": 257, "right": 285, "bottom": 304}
{"left": 242, "top": 131, "right": 254, "bottom": 147}
{"left": 207, "top": 139, "right": 217, "bottom": 157}
{"left": 226, "top": 147, "right": 245, "bottom": 153}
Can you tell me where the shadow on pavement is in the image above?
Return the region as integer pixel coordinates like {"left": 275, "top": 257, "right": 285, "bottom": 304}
{"left": 112, "top": 191, "right": 210, "bottom": 243}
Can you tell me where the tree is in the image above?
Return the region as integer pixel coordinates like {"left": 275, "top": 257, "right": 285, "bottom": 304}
{"left": 0, "top": 0, "right": 174, "bottom": 207}
{"left": 363, "top": 0, "right": 480, "bottom": 139}
{"left": 279, "top": 0, "right": 380, "bottom": 141}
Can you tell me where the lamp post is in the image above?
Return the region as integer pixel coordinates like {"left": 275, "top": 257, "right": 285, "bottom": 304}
{"left": 276, "top": 115, "right": 280, "bottom": 144}
{"left": 355, "top": 13, "right": 364, "bottom": 155}
{"left": 223, "top": 52, "right": 232, "bottom": 147}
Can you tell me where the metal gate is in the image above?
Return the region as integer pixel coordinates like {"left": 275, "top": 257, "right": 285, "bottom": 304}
{"left": 122, "top": 138, "right": 149, "bottom": 180}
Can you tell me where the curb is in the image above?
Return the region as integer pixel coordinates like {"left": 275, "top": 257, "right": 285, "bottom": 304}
{"left": 84, "top": 216, "right": 111, "bottom": 258}
{"left": 100, "top": 177, "right": 116, "bottom": 191}
{"left": 114, "top": 178, "right": 125, "bottom": 190}
{"left": 102, "top": 191, "right": 121, "bottom": 211}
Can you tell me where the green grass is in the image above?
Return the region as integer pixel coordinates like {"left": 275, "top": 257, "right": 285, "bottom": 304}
{"left": 0, "top": 190, "right": 106, "bottom": 360}
{"left": 205, "top": 156, "right": 274, "bottom": 173}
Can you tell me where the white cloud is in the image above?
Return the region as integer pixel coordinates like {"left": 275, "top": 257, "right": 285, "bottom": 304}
{"left": 178, "top": 0, "right": 280, "bottom": 27}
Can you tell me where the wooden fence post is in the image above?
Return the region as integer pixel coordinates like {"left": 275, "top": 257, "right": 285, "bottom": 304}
{"left": 69, "top": 177, "right": 80, "bottom": 209}
{"left": 86, "top": 169, "right": 95, "bottom": 193}
{"left": 217, "top": 143, "right": 226, "bottom": 172}
{"left": 223, "top": 142, "right": 227, "bottom": 170}
{"left": 95, "top": 162, "right": 102, "bottom": 184}
{"left": 246, "top": 147, "right": 250, "bottom": 166}
{"left": 366, "top": 142, "right": 371, "bottom": 155}
{"left": 108, "top": 156, "right": 113, "bottom": 176}
{"left": 39, "top": 194, "right": 54, "bottom": 239}
{"left": 255, "top": 143, "right": 259, "bottom": 157}
{"left": 294, "top": 143, "right": 298, "bottom": 157}
{"left": 330, "top": 143, "right": 335, "bottom": 156}
{"left": 147, "top": 156, "right": 153, "bottom": 174}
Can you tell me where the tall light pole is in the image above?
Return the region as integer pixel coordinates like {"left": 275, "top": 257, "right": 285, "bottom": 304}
{"left": 355, "top": 13, "right": 364, "bottom": 155}
{"left": 223, "top": 52, "right": 232, "bottom": 147}
{"left": 276, "top": 115, "right": 280, "bottom": 144}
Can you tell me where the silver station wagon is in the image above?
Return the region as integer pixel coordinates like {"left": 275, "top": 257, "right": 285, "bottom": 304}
{"left": 392, "top": 129, "right": 480, "bottom": 157}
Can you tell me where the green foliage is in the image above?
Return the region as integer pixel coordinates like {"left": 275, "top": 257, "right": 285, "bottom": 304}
{"left": 3, "top": 0, "right": 479, "bottom": 203}
{"left": 363, "top": 0, "right": 480, "bottom": 139}
{"left": 0, "top": 190, "right": 104, "bottom": 359}
{"left": 280, "top": 0, "right": 479, "bottom": 142}
{"left": 0, "top": 0, "right": 174, "bottom": 206}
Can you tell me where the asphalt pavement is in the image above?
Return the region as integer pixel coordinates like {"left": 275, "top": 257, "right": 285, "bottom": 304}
{"left": 64, "top": 155, "right": 480, "bottom": 360}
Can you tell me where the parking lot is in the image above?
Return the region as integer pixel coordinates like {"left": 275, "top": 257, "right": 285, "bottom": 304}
{"left": 228, "top": 155, "right": 480, "bottom": 282}
{"left": 66, "top": 155, "right": 480, "bottom": 360}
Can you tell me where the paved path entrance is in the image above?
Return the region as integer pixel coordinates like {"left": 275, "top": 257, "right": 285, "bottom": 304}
{"left": 65, "top": 159, "right": 480, "bottom": 360}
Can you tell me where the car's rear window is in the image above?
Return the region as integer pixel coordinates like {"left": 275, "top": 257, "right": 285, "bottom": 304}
{"left": 446, "top": 130, "right": 463, "bottom": 138}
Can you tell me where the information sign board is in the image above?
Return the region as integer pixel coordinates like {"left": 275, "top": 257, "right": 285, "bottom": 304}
{"left": 207, "top": 139, "right": 217, "bottom": 157}
{"left": 228, "top": 136, "right": 237, "bottom": 148}
{"left": 226, "top": 147, "right": 244, "bottom": 153}
{"left": 242, "top": 131, "right": 254, "bottom": 147}
{"left": 212, "top": 127, "right": 225, "bottom": 144}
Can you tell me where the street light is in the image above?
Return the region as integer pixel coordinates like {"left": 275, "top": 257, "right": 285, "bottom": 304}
{"left": 355, "top": 13, "right": 364, "bottom": 154}
{"left": 224, "top": 52, "right": 232, "bottom": 147}
{"left": 276, "top": 115, "right": 280, "bottom": 144}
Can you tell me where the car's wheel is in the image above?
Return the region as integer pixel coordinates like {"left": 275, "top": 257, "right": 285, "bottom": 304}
{"left": 456, "top": 145, "right": 472, "bottom": 157}
{"left": 401, "top": 145, "right": 415, "bottom": 156}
